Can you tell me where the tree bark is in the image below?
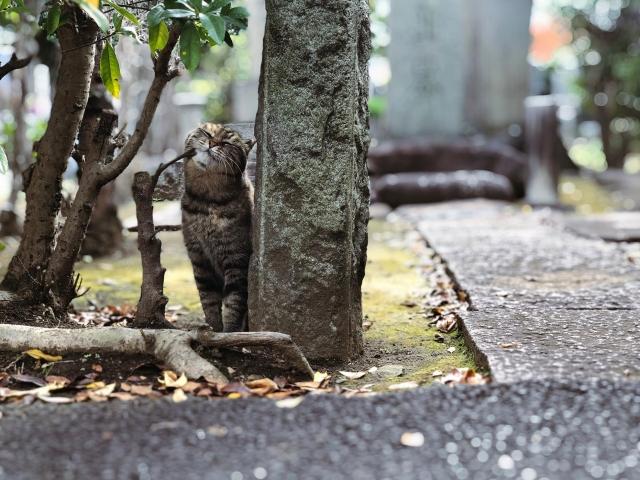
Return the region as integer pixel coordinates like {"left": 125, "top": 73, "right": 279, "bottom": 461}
{"left": 131, "top": 171, "right": 172, "bottom": 329}
{"left": 43, "top": 27, "right": 181, "bottom": 308}
{"left": 2, "top": 8, "right": 98, "bottom": 294}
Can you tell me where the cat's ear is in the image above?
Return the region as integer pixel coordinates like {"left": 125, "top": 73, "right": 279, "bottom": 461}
{"left": 244, "top": 138, "right": 257, "bottom": 152}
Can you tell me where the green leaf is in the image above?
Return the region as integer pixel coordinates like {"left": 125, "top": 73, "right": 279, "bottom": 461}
{"left": 0, "top": 145, "right": 7, "bottom": 174}
{"left": 71, "top": 0, "right": 109, "bottom": 32}
{"left": 100, "top": 41, "right": 121, "bottom": 98}
{"left": 0, "top": 0, "right": 10, "bottom": 11}
{"left": 149, "top": 19, "right": 169, "bottom": 52}
{"left": 205, "top": 0, "right": 230, "bottom": 11}
{"left": 222, "top": 14, "right": 246, "bottom": 30}
{"left": 164, "top": 8, "right": 195, "bottom": 19}
{"left": 188, "top": 0, "right": 201, "bottom": 12}
{"left": 179, "top": 22, "right": 201, "bottom": 72}
{"left": 224, "top": 29, "right": 233, "bottom": 47}
{"left": 112, "top": 12, "right": 122, "bottom": 31}
{"left": 147, "top": 4, "right": 165, "bottom": 27}
{"left": 198, "top": 12, "right": 224, "bottom": 44}
{"left": 165, "top": 0, "right": 193, "bottom": 10}
{"left": 227, "top": 6, "right": 248, "bottom": 19}
{"left": 105, "top": 0, "right": 140, "bottom": 25}
{"left": 46, "top": 4, "right": 61, "bottom": 35}
{"left": 0, "top": 242, "right": 5, "bottom": 253}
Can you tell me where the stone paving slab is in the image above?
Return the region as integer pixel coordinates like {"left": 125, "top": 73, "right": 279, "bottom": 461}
{"left": 564, "top": 212, "right": 640, "bottom": 243}
{"left": 398, "top": 200, "right": 640, "bottom": 383}
{"left": 0, "top": 380, "right": 639, "bottom": 480}
{"left": 464, "top": 309, "right": 640, "bottom": 382}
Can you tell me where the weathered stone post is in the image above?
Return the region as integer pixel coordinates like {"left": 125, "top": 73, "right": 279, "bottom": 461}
{"left": 249, "top": 0, "right": 371, "bottom": 361}
{"left": 387, "top": 0, "right": 532, "bottom": 137}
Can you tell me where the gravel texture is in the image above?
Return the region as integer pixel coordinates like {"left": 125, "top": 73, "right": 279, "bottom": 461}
{"left": 399, "top": 200, "right": 640, "bottom": 383}
{"left": 1, "top": 380, "right": 640, "bottom": 480}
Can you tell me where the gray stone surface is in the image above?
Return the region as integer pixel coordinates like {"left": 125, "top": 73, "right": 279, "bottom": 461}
{"left": 399, "top": 200, "right": 640, "bottom": 383}
{"left": 387, "top": 0, "right": 532, "bottom": 137}
{"left": 1, "top": 380, "right": 640, "bottom": 479}
{"left": 249, "top": 0, "right": 371, "bottom": 361}
{"left": 564, "top": 212, "right": 640, "bottom": 243}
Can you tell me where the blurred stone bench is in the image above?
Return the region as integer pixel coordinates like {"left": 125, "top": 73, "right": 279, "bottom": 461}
{"left": 367, "top": 138, "right": 527, "bottom": 208}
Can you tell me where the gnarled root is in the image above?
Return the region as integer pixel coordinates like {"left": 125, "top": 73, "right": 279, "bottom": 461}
{"left": 0, "top": 325, "right": 314, "bottom": 383}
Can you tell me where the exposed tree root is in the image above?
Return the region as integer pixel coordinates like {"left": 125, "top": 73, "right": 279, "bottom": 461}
{"left": 0, "top": 325, "right": 314, "bottom": 383}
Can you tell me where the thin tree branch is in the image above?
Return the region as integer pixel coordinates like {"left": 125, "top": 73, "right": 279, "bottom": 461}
{"left": 150, "top": 148, "right": 195, "bottom": 189}
{"left": 0, "top": 54, "right": 32, "bottom": 81}
{"left": 99, "top": 25, "right": 181, "bottom": 183}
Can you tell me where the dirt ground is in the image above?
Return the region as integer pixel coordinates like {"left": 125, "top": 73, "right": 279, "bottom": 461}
{"left": 0, "top": 210, "right": 478, "bottom": 394}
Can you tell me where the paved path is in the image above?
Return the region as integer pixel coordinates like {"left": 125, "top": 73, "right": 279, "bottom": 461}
{"left": 1, "top": 200, "right": 640, "bottom": 479}
{"left": 399, "top": 200, "right": 640, "bottom": 383}
{"left": 1, "top": 380, "right": 640, "bottom": 480}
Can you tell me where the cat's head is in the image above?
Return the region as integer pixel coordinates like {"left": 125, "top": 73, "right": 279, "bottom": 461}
{"left": 184, "top": 123, "right": 256, "bottom": 176}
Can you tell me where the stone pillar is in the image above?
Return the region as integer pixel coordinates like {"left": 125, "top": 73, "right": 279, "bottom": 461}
{"left": 387, "top": 0, "right": 469, "bottom": 137}
{"left": 524, "top": 95, "right": 560, "bottom": 205}
{"left": 387, "top": 0, "right": 532, "bottom": 138}
{"left": 249, "top": 0, "right": 370, "bottom": 361}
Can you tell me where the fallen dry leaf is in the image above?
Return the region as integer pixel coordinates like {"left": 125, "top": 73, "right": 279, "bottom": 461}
{"left": 436, "top": 314, "right": 458, "bottom": 333}
{"left": 295, "top": 381, "right": 322, "bottom": 390}
{"left": 130, "top": 384, "right": 154, "bottom": 396}
{"left": 159, "top": 371, "right": 188, "bottom": 388}
{"left": 246, "top": 378, "right": 278, "bottom": 396}
{"left": 91, "top": 383, "right": 116, "bottom": 397}
{"left": 11, "top": 374, "right": 47, "bottom": 387}
{"left": 275, "top": 396, "right": 305, "bottom": 409}
{"left": 446, "top": 347, "right": 456, "bottom": 354}
{"left": 431, "top": 370, "right": 443, "bottom": 378}
{"left": 339, "top": 371, "right": 367, "bottom": 380}
{"left": 37, "top": 394, "right": 74, "bottom": 404}
{"left": 109, "top": 392, "right": 135, "bottom": 401}
{"left": 182, "top": 381, "right": 202, "bottom": 393}
{"left": 400, "top": 432, "right": 425, "bottom": 447}
{"left": 388, "top": 381, "right": 419, "bottom": 391}
{"left": 84, "top": 381, "right": 106, "bottom": 390}
{"left": 91, "top": 364, "right": 103, "bottom": 373}
{"left": 44, "top": 375, "right": 71, "bottom": 386}
{"left": 441, "top": 368, "right": 489, "bottom": 386}
{"left": 172, "top": 388, "right": 188, "bottom": 403}
{"left": 313, "top": 371, "right": 330, "bottom": 384}
{"left": 498, "top": 342, "right": 520, "bottom": 349}
{"left": 23, "top": 349, "right": 62, "bottom": 363}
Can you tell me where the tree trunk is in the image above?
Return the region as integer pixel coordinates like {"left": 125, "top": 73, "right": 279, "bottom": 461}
{"left": 131, "top": 171, "right": 172, "bottom": 329}
{"left": 2, "top": 9, "right": 98, "bottom": 295}
{"left": 43, "top": 27, "right": 181, "bottom": 309}
{"left": 81, "top": 182, "right": 123, "bottom": 257}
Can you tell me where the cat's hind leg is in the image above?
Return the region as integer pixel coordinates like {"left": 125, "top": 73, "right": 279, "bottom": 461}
{"left": 221, "top": 256, "right": 249, "bottom": 332}
{"left": 187, "top": 247, "right": 224, "bottom": 331}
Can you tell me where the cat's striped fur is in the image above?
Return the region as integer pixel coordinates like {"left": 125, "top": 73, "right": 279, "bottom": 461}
{"left": 181, "top": 123, "right": 256, "bottom": 332}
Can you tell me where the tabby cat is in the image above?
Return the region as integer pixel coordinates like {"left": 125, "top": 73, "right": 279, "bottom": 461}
{"left": 181, "top": 123, "right": 255, "bottom": 332}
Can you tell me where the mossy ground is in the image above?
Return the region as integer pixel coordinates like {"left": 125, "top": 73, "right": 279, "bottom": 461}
{"left": 339, "top": 219, "right": 476, "bottom": 390}
{"left": 0, "top": 210, "right": 479, "bottom": 389}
